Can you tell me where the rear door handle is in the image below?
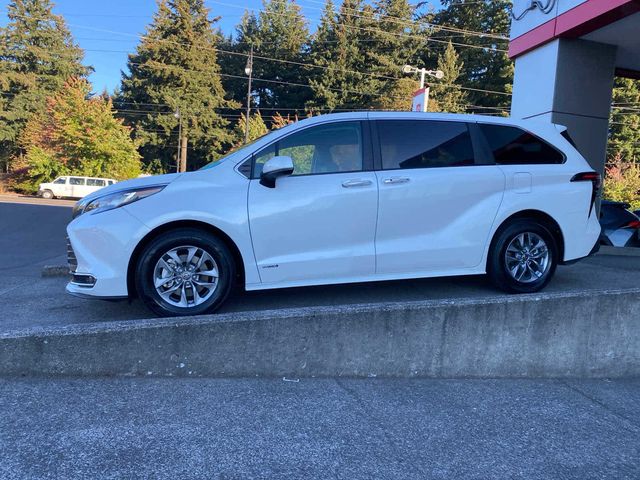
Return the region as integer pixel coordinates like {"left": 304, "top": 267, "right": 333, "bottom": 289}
{"left": 342, "top": 179, "right": 373, "bottom": 188}
{"left": 383, "top": 177, "right": 410, "bottom": 185}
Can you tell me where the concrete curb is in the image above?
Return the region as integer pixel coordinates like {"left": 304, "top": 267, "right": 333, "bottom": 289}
{"left": 1, "top": 287, "right": 639, "bottom": 379}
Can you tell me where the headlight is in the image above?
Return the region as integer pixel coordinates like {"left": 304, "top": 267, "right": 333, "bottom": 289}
{"left": 72, "top": 185, "right": 166, "bottom": 219}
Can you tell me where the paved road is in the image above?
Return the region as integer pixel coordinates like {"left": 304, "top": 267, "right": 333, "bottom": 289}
{"left": 1, "top": 196, "right": 639, "bottom": 331}
{"left": 1, "top": 377, "right": 639, "bottom": 479}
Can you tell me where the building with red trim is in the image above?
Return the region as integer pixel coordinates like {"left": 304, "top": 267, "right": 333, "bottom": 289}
{"left": 509, "top": 0, "right": 640, "bottom": 174}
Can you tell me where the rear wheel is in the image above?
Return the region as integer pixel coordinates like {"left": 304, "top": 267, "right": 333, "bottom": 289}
{"left": 488, "top": 220, "right": 558, "bottom": 293}
{"left": 135, "top": 228, "right": 235, "bottom": 317}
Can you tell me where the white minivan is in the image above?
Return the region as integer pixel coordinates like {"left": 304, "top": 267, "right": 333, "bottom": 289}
{"left": 38, "top": 176, "right": 116, "bottom": 199}
{"left": 66, "top": 112, "right": 602, "bottom": 317}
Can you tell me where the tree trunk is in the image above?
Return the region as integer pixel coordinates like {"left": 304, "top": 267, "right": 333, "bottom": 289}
{"left": 179, "top": 135, "right": 187, "bottom": 172}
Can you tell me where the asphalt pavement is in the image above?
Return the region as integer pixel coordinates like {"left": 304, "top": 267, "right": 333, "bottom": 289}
{"left": 1, "top": 195, "right": 639, "bottom": 330}
{"left": 1, "top": 377, "right": 639, "bottom": 479}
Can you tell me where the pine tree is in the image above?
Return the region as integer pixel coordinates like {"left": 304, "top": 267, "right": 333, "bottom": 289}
{"left": 11, "top": 77, "right": 140, "bottom": 193}
{"left": 431, "top": 41, "right": 467, "bottom": 113}
{"left": 0, "top": 0, "right": 88, "bottom": 170}
{"left": 609, "top": 78, "right": 640, "bottom": 163}
{"left": 117, "top": 0, "right": 237, "bottom": 172}
{"left": 423, "top": 0, "right": 512, "bottom": 110}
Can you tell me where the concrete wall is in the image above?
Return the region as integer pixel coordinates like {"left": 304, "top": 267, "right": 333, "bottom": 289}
{"left": 1, "top": 288, "right": 639, "bottom": 378}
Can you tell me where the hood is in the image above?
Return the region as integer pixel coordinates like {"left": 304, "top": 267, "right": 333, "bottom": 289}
{"left": 80, "top": 172, "right": 183, "bottom": 204}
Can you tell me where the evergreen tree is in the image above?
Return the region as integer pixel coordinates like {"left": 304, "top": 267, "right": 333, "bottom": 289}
{"left": 307, "top": 0, "right": 369, "bottom": 111}
{"left": 219, "top": 11, "right": 260, "bottom": 108}
{"left": 431, "top": 41, "right": 467, "bottom": 113}
{"left": 117, "top": 0, "right": 237, "bottom": 172}
{"left": 234, "top": 111, "right": 269, "bottom": 145}
{"left": 0, "top": 0, "right": 88, "bottom": 170}
{"left": 609, "top": 78, "right": 640, "bottom": 163}
{"left": 221, "top": 1, "right": 310, "bottom": 114}
{"left": 423, "top": 0, "right": 512, "bottom": 110}
{"left": 358, "top": 0, "right": 423, "bottom": 109}
{"left": 11, "top": 77, "right": 140, "bottom": 193}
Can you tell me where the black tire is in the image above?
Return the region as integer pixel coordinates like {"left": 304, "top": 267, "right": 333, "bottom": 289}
{"left": 487, "top": 219, "right": 558, "bottom": 294}
{"left": 42, "top": 190, "right": 54, "bottom": 199}
{"left": 135, "top": 228, "right": 235, "bottom": 317}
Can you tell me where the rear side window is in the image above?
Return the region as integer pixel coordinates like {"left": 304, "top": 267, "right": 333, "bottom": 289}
{"left": 86, "top": 179, "right": 105, "bottom": 186}
{"left": 377, "top": 120, "right": 474, "bottom": 170}
{"left": 479, "top": 124, "right": 564, "bottom": 165}
{"left": 69, "top": 177, "right": 85, "bottom": 185}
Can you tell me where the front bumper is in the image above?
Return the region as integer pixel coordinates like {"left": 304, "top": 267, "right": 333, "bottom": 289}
{"left": 66, "top": 206, "right": 151, "bottom": 298}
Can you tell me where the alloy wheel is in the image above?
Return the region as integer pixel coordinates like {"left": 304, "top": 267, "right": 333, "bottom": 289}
{"left": 504, "top": 232, "right": 550, "bottom": 284}
{"left": 153, "top": 245, "right": 219, "bottom": 308}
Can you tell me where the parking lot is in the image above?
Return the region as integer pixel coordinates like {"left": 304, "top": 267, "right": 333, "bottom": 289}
{"left": 1, "top": 194, "right": 639, "bottom": 331}
{"left": 2, "top": 195, "right": 640, "bottom": 479}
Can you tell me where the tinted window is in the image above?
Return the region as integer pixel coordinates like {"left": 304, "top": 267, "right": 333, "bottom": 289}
{"left": 252, "top": 122, "right": 363, "bottom": 178}
{"left": 86, "top": 179, "right": 105, "bottom": 186}
{"left": 53, "top": 177, "right": 66, "bottom": 184}
{"left": 480, "top": 124, "right": 564, "bottom": 165}
{"left": 108, "top": 180, "right": 115, "bottom": 185}
{"left": 378, "top": 120, "right": 474, "bottom": 170}
{"left": 69, "top": 177, "right": 85, "bottom": 185}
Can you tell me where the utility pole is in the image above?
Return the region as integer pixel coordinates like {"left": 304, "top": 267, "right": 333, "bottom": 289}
{"left": 174, "top": 108, "right": 183, "bottom": 173}
{"left": 244, "top": 44, "right": 254, "bottom": 145}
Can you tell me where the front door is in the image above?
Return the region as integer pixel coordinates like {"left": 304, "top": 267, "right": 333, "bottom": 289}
{"left": 373, "top": 119, "right": 505, "bottom": 274}
{"left": 248, "top": 121, "right": 378, "bottom": 286}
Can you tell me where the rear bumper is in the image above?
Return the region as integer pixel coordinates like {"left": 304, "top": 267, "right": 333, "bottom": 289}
{"left": 561, "top": 230, "right": 601, "bottom": 265}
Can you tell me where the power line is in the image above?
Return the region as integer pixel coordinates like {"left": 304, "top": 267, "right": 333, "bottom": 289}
{"left": 296, "top": 0, "right": 509, "bottom": 40}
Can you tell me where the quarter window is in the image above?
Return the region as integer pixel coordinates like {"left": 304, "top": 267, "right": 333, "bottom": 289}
{"left": 479, "top": 124, "right": 565, "bottom": 165}
{"left": 252, "top": 122, "right": 363, "bottom": 178}
{"left": 377, "top": 120, "right": 474, "bottom": 170}
{"left": 69, "top": 177, "right": 85, "bottom": 185}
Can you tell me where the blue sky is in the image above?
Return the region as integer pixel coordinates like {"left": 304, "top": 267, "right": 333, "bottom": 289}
{"left": 0, "top": 0, "right": 439, "bottom": 93}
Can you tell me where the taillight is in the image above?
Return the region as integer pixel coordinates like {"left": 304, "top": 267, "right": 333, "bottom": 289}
{"left": 625, "top": 220, "right": 640, "bottom": 229}
{"left": 571, "top": 171, "right": 601, "bottom": 216}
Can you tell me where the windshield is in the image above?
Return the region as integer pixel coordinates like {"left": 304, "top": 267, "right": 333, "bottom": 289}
{"left": 199, "top": 130, "right": 278, "bottom": 170}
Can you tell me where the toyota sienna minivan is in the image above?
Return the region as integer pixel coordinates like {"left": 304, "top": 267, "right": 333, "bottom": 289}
{"left": 66, "top": 112, "right": 602, "bottom": 317}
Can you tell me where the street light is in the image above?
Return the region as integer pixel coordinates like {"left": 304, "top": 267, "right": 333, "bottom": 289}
{"left": 244, "top": 45, "right": 254, "bottom": 145}
{"left": 402, "top": 64, "right": 444, "bottom": 89}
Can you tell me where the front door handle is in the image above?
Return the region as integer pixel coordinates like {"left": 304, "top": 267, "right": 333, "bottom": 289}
{"left": 383, "top": 177, "right": 410, "bottom": 185}
{"left": 342, "top": 179, "right": 373, "bottom": 188}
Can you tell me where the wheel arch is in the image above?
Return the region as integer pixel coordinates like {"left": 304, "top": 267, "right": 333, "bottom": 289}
{"left": 127, "top": 220, "right": 245, "bottom": 299}
{"left": 488, "top": 209, "right": 565, "bottom": 264}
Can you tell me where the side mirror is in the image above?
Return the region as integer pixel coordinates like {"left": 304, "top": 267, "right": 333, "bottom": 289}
{"left": 260, "top": 155, "right": 294, "bottom": 188}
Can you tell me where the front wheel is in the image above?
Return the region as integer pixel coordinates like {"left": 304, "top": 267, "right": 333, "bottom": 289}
{"left": 487, "top": 220, "right": 558, "bottom": 294}
{"left": 41, "top": 190, "right": 54, "bottom": 199}
{"left": 135, "top": 228, "right": 235, "bottom": 317}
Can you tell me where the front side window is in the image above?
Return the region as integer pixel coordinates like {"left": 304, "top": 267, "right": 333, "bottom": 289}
{"left": 378, "top": 120, "right": 474, "bottom": 170}
{"left": 252, "top": 122, "right": 363, "bottom": 178}
{"left": 69, "top": 177, "right": 85, "bottom": 185}
{"left": 53, "top": 177, "right": 66, "bottom": 184}
{"left": 479, "top": 124, "right": 565, "bottom": 165}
